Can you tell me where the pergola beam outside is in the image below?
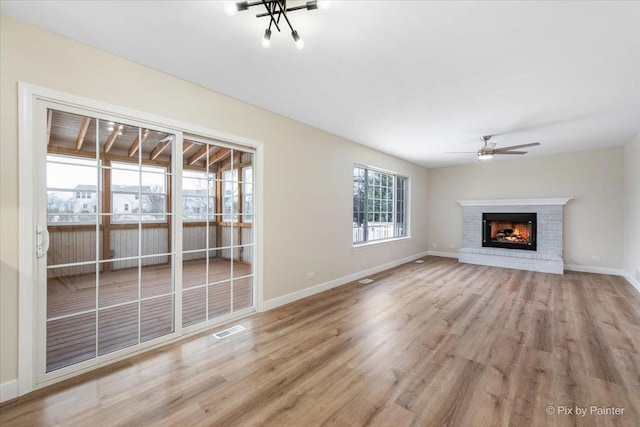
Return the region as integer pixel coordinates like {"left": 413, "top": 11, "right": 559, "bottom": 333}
{"left": 208, "top": 148, "right": 231, "bottom": 167}
{"left": 75, "top": 117, "right": 91, "bottom": 151}
{"left": 187, "top": 144, "right": 214, "bottom": 165}
{"left": 128, "top": 129, "right": 150, "bottom": 157}
{"left": 104, "top": 125, "right": 122, "bottom": 153}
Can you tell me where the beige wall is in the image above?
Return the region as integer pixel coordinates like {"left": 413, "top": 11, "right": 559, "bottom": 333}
{"left": 427, "top": 148, "right": 624, "bottom": 268}
{"left": 623, "top": 132, "right": 640, "bottom": 281}
{"left": 0, "top": 16, "right": 430, "bottom": 384}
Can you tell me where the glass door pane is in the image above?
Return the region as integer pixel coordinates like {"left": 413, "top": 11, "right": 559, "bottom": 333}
{"left": 43, "top": 107, "right": 176, "bottom": 375}
{"left": 181, "top": 140, "right": 255, "bottom": 328}
{"left": 45, "top": 109, "right": 100, "bottom": 372}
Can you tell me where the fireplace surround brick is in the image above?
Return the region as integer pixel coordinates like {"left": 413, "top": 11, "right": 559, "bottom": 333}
{"left": 458, "top": 199, "right": 571, "bottom": 274}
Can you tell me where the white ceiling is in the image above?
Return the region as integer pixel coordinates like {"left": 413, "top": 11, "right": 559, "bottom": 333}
{"left": 2, "top": 1, "right": 639, "bottom": 167}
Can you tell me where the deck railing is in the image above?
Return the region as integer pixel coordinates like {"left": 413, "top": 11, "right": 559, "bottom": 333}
{"left": 353, "top": 222, "right": 404, "bottom": 243}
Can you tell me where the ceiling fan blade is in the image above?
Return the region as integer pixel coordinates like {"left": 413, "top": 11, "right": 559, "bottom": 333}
{"left": 495, "top": 151, "right": 527, "bottom": 155}
{"left": 494, "top": 142, "right": 540, "bottom": 151}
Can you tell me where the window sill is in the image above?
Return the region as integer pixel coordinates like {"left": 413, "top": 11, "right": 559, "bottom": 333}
{"left": 353, "top": 236, "right": 412, "bottom": 250}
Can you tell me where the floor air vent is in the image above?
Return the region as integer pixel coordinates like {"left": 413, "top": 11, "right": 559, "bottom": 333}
{"left": 414, "top": 260, "right": 425, "bottom": 264}
{"left": 358, "top": 278, "right": 374, "bottom": 285}
{"left": 213, "top": 325, "right": 245, "bottom": 339}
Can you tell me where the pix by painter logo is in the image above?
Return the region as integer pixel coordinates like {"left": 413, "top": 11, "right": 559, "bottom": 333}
{"left": 546, "top": 405, "right": 625, "bottom": 417}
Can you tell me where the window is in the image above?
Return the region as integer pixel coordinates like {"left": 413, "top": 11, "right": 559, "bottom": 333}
{"left": 242, "top": 166, "right": 253, "bottom": 223}
{"left": 111, "top": 162, "right": 167, "bottom": 222}
{"left": 182, "top": 170, "right": 215, "bottom": 221}
{"left": 46, "top": 155, "right": 98, "bottom": 224}
{"left": 353, "top": 166, "right": 407, "bottom": 244}
{"left": 222, "top": 169, "right": 238, "bottom": 222}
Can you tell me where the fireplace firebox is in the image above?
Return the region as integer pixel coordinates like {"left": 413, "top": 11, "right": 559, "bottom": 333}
{"left": 482, "top": 212, "right": 537, "bottom": 251}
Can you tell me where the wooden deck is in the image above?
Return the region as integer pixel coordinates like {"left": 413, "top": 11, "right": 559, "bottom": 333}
{"left": 3, "top": 256, "right": 639, "bottom": 426}
{"left": 46, "top": 257, "right": 252, "bottom": 372}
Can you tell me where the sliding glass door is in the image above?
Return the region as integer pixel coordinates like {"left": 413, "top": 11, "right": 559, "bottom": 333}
{"left": 181, "top": 136, "right": 255, "bottom": 331}
{"left": 35, "top": 102, "right": 257, "bottom": 385}
{"left": 39, "top": 105, "right": 178, "bottom": 380}
{"left": 33, "top": 100, "right": 256, "bottom": 384}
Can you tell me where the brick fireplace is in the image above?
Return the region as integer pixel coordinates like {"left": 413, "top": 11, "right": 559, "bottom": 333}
{"left": 458, "top": 198, "right": 571, "bottom": 274}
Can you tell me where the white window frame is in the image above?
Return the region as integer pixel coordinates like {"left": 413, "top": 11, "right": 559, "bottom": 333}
{"left": 352, "top": 165, "right": 409, "bottom": 246}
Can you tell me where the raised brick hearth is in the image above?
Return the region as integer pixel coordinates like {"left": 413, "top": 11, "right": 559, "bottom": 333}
{"left": 458, "top": 198, "right": 571, "bottom": 274}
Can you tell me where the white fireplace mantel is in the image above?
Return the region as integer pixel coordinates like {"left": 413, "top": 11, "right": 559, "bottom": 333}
{"left": 457, "top": 198, "right": 572, "bottom": 207}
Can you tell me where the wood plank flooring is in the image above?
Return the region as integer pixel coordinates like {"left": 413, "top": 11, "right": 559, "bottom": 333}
{"left": 2, "top": 256, "right": 640, "bottom": 426}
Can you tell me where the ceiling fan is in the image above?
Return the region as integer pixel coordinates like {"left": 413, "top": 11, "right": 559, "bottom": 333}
{"left": 448, "top": 135, "right": 540, "bottom": 160}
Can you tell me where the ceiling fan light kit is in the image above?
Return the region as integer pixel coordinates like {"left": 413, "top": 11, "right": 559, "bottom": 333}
{"left": 227, "top": 0, "right": 328, "bottom": 49}
{"left": 448, "top": 135, "right": 541, "bottom": 161}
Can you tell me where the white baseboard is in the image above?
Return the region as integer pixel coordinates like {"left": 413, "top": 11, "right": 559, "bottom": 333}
{"left": 623, "top": 272, "right": 640, "bottom": 294}
{"left": 427, "top": 251, "right": 458, "bottom": 259}
{"left": 1, "top": 379, "right": 18, "bottom": 403}
{"left": 564, "top": 264, "right": 626, "bottom": 276}
{"left": 564, "top": 264, "right": 640, "bottom": 295}
{"left": 262, "top": 251, "right": 429, "bottom": 311}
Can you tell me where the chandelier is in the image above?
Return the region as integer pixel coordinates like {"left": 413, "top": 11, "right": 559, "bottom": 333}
{"left": 226, "top": 1, "right": 329, "bottom": 49}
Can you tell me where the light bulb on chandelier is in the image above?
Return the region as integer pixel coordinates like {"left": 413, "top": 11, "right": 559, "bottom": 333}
{"left": 292, "top": 30, "right": 304, "bottom": 49}
{"left": 227, "top": 0, "right": 326, "bottom": 49}
{"left": 262, "top": 28, "right": 272, "bottom": 48}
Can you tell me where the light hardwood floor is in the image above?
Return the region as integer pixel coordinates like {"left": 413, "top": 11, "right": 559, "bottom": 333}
{"left": 2, "top": 256, "right": 639, "bottom": 426}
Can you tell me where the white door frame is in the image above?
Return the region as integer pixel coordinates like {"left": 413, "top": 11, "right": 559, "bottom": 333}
{"left": 18, "top": 82, "right": 264, "bottom": 395}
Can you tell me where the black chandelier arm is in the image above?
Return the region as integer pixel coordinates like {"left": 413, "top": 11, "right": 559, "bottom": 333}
{"left": 260, "top": 0, "right": 281, "bottom": 32}
{"left": 232, "top": 0, "right": 320, "bottom": 48}
{"left": 255, "top": 6, "right": 316, "bottom": 17}
{"left": 235, "top": 1, "right": 264, "bottom": 11}
{"left": 273, "top": 0, "right": 297, "bottom": 34}
{"left": 275, "top": 4, "right": 284, "bottom": 31}
{"left": 250, "top": 0, "right": 296, "bottom": 34}
{"left": 280, "top": 1, "right": 317, "bottom": 12}
{"left": 249, "top": 0, "right": 318, "bottom": 17}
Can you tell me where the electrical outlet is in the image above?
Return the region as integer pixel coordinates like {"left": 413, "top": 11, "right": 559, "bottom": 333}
{"left": 307, "top": 272, "right": 315, "bottom": 280}
{"left": 449, "top": 244, "right": 455, "bottom": 249}
{"left": 432, "top": 243, "right": 437, "bottom": 248}
{"left": 591, "top": 255, "right": 601, "bottom": 261}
